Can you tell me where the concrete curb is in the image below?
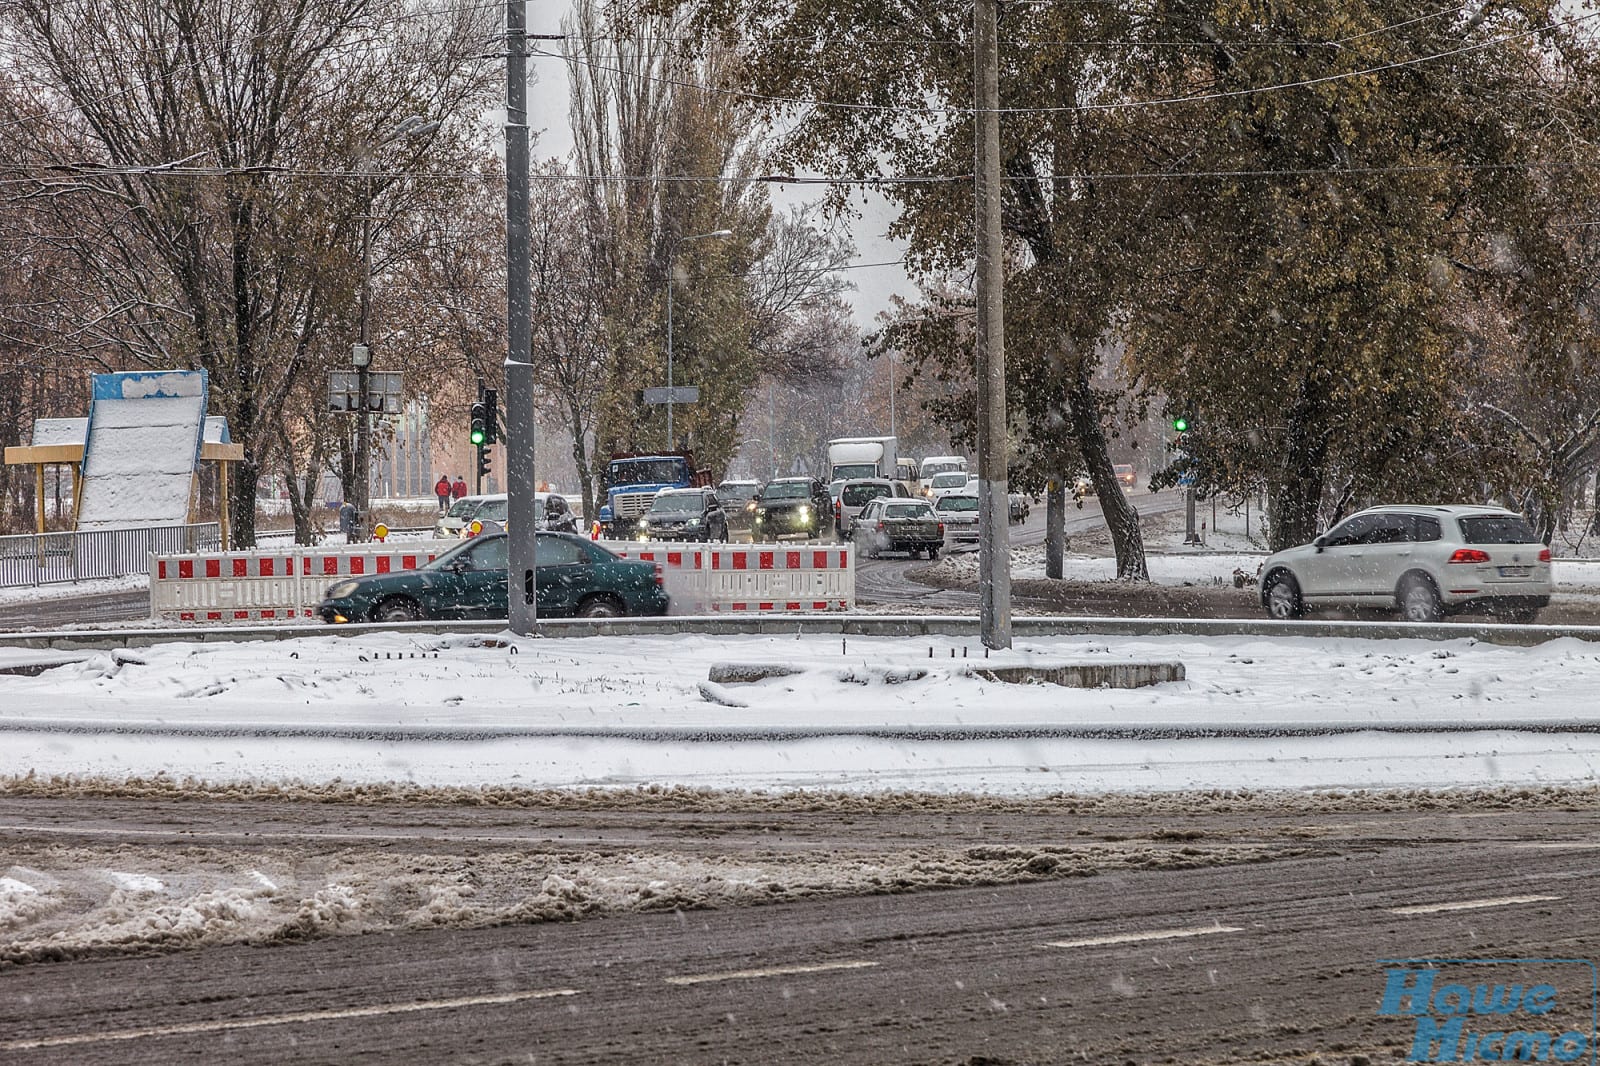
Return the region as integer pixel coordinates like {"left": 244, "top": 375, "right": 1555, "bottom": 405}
{"left": 2, "top": 719, "right": 1599, "bottom": 741}
{"left": 960, "top": 661, "right": 1184, "bottom": 689}
{"left": 0, "top": 613, "right": 1595, "bottom": 651}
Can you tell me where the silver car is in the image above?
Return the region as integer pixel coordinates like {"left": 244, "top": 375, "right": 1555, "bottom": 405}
{"left": 836, "top": 477, "right": 909, "bottom": 536}
{"left": 1260, "top": 505, "right": 1552, "bottom": 623}
{"left": 933, "top": 492, "right": 980, "bottom": 548}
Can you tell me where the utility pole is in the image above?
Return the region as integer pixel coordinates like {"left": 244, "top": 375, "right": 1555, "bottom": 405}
{"left": 353, "top": 176, "right": 374, "bottom": 544}
{"left": 975, "top": 0, "right": 1011, "bottom": 649}
{"left": 504, "top": 0, "right": 537, "bottom": 636}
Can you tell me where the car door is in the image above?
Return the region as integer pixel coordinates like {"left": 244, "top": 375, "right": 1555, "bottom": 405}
{"left": 455, "top": 535, "right": 509, "bottom": 619}
{"left": 705, "top": 493, "right": 724, "bottom": 540}
{"left": 1301, "top": 514, "right": 1381, "bottom": 599}
{"left": 1357, "top": 513, "right": 1417, "bottom": 603}
{"left": 533, "top": 534, "right": 592, "bottom": 617}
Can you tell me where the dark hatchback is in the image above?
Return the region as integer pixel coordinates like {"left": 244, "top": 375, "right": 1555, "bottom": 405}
{"left": 318, "top": 532, "right": 669, "bottom": 622}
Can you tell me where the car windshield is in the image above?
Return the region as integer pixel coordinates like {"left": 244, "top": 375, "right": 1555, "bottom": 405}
{"left": 445, "top": 498, "right": 481, "bottom": 519}
{"left": 932, "top": 473, "right": 967, "bottom": 488}
{"left": 937, "top": 495, "right": 979, "bottom": 512}
{"left": 650, "top": 493, "right": 702, "bottom": 514}
{"left": 885, "top": 502, "right": 933, "bottom": 518}
{"left": 608, "top": 459, "right": 689, "bottom": 486}
{"left": 718, "top": 482, "right": 759, "bottom": 502}
{"left": 921, "top": 460, "right": 964, "bottom": 477}
{"left": 476, "top": 498, "right": 507, "bottom": 521}
{"left": 1458, "top": 514, "right": 1539, "bottom": 544}
{"left": 843, "top": 484, "right": 890, "bottom": 507}
{"left": 761, "top": 481, "right": 811, "bottom": 500}
{"left": 832, "top": 463, "right": 879, "bottom": 480}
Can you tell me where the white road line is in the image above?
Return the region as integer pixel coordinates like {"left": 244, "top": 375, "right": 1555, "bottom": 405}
{"left": 1041, "top": 924, "right": 1243, "bottom": 950}
{"left": 0, "top": 988, "right": 581, "bottom": 1052}
{"left": 1389, "top": 894, "right": 1561, "bottom": 916}
{"left": 1512, "top": 842, "right": 1600, "bottom": 850}
{"left": 665, "top": 960, "right": 879, "bottom": 986}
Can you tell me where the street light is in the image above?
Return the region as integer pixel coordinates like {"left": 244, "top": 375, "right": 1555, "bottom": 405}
{"left": 353, "top": 115, "right": 440, "bottom": 541}
{"left": 665, "top": 228, "right": 733, "bottom": 449}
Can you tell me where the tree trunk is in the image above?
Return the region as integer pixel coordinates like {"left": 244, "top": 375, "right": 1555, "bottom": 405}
{"left": 1269, "top": 402, "right": 1329, "bottom": 551}
{"left": 1066, "top": 376, "right": 1147, "bottom": 580}
{"left": 227, "top": 458, "right": 261, "bottom": 549}
{"left": 568, "top": 399, "right": 595, "bottom": 524}
{"left": 1045, "top": 477, "right": 1066, "bottom": 579}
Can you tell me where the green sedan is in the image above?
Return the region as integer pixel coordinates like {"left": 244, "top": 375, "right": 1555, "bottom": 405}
{"left": 317, "top": 532, "right": 669, "bottom": 623}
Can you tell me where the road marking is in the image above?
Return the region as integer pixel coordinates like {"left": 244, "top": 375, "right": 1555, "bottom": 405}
{"left": 1512, "top": 842, "right": 1600, "bottom": 850}
{"left": 1389, "top": 894, "right": 1561, "bottom": 916}
{"left": 665, "top": 960, "right": 879, "bottom": 986}
{"left": 0, "top": 988, "right": 580, "bottom": 1052}
{"left": 1041, "top": 924, "right": 1242, "bottom": 950}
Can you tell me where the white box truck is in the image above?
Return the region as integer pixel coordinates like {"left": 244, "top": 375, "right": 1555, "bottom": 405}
{"left": 827, "top": 436, "right": 899, "bottom": 482}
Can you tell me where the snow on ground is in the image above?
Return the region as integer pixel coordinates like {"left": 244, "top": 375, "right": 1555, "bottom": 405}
{"left": 0, "top": 573, "right": 148, "bottom": 607}
{"left": 3, "top": 629, "right": 1600, "bottom": 794}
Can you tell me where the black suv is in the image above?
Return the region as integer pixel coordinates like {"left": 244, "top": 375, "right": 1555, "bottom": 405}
{"left": 752, "top": 477, "right": 829, "bottom": 540}
{"left": 640, "top": 487, "right": 729, "bottom": 542}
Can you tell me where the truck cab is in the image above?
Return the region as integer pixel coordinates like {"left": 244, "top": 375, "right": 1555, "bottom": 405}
{"left": 596, "top": 453, "right": 709, "bottom": 539}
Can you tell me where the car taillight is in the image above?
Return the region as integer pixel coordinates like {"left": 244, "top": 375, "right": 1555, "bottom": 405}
{"left": 1539, "top": 548, "right": 1551, "bottom": 563}
{"left": 1448, "top": 548, "right": 1491, "bottom": 564}
{"left": 937, "top": 522, "right": 945, "bottom": 535}
{"left": 653, "top": 564, "right": 664, "bottom": 588}
{"left": 835, "top": 500, "right": 841, "bottom": 515}
{"left": 876, "top": 521, "right": 885, "bottom": 531}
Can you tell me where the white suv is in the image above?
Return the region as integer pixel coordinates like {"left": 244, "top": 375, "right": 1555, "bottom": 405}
{"left": 1260, "top": 505, "right": 1551, "bottom": 623}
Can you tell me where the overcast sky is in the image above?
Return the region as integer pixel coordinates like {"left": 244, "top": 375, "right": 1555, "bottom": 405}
{"left": 519, "top": 41, "right": 918, "bottom": 332}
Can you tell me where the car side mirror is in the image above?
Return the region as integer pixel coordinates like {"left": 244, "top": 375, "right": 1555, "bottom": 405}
{"left": 1313, "top": 536, "right": 1326, "bottom": 553}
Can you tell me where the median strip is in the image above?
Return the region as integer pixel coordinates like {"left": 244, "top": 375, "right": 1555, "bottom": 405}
{"left": 0, "top": 988, "right": 581, "bottom": 1051}
{"left": 1042, "top": 923, "right": 1242, "bottom": 950}
{"left": 665, "top": 959, "right": 879, "bottom": 986}
{"left": 1389, "top": 894, "right": 1561, "bottom": 915}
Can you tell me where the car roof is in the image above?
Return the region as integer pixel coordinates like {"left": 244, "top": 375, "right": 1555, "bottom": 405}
{"left": 655, "top": 487, "right": 707, "bottom": 496}
{"left": 769, "top": 477, "right": 813, "bottom": 484}
{"left": 842, "top": 477, "right": 891, "bottom": 485}
{"left": 719, "top": 479, "right": 759, "bottom": 487}
{"left": 1350, "top": 504, "right": 1521, "bottom": 518}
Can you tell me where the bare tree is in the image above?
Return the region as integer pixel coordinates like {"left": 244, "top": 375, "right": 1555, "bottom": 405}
{"left": 3, "top": 0, "right": 495, "bottom": 545}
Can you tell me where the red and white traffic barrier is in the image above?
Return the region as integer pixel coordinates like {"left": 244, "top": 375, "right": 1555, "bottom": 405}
{"left": 150, "top": 544, "right": 448, "bottom": 621}
{"left": 599, "top": 542, "right": 854, "bottom": 614}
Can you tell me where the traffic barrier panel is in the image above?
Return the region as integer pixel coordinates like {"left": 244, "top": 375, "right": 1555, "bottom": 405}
{"left": 599, "top": 540, "right": 854, "bottom": 614}
{"left": 151, "top": 543, "right": 450, "bottom": 621}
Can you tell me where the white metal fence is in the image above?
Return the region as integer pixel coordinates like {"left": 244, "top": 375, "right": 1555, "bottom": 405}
{"left": 0, "top": 523, "right": 220, "bottom": 589}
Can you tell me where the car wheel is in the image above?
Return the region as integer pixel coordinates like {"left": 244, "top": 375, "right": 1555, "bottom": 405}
{"left": 374, "top": 596, "right": 420, "bottom": 623}
{"left": 1262, "top": 570, "right": 1303, "bottom": 620}
{"left": 577, "top": 595, "right": 624, "bottom": 619}
{"left": 1398, "top": 574, "right": 1443, "bottom": 623}
{"left": 927, "top": 546, "right": 940, "bottom": 560}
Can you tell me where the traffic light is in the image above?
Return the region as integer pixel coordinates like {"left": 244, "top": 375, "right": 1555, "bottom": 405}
{"left": 482, "top": 389, "right": 498, "bottom": 445}
{"left": 1171, "top": 415, "right": 1190, "bottom": 433}
{"left": 477, "top": 446, "right": 492, "bottom": 481}
{"left": 469, "top": 401, "right": 486, "bottom": 446}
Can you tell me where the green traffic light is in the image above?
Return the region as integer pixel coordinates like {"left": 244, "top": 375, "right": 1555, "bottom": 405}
{"left": 470, "top": 425, "right": 485, "bottom": 446}
{"left": 1172, "top": 416, "right": 1189, "bottom": 433}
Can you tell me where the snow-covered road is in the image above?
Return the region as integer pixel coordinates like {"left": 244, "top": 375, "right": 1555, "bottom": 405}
{"left": 3, "top": 630, "right": 1600, "bottom": 793}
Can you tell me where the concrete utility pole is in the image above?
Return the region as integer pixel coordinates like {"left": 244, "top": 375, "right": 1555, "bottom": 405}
{"left": 504, "top": 0, "right": 537, "bottom": 636}
{"left": 974, "top": 0, "right": 1012, "bottom": 649}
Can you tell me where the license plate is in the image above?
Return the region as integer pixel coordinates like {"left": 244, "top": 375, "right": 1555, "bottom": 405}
{"left": 1498, "top": 565, "right": 1531, "bottom": 578}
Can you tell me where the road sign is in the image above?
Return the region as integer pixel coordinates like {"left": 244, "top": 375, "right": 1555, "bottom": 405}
{"left": 328, "top": 371, "right": 403, "bottom": 414}
{"left": 643, "top": 386, "right": 699, "bottom": 404}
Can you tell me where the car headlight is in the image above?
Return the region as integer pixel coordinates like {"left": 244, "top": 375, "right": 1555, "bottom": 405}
{"left": 639, "top": 518, "right": 650, "bottom": 528}
{"left": 686, "top": 518, "right": 701, "bottom": 527}
{"left": 327, "top": 580, "right": 360, "bottom": 599}
{"left": 799, "top": 506, "right": 810, "bottom": 519}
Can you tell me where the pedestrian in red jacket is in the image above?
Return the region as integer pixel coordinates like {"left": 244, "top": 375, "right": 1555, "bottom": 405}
{"left": 451, "top": 476, "right": 468, "bottom": 500}
{"left": 434, "top": 475, "right": 451, "bottom": 512}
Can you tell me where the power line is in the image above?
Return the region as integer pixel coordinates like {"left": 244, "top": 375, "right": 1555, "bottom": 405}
{"left": 533, "top": 9, "right": 1597, "bottom": 118}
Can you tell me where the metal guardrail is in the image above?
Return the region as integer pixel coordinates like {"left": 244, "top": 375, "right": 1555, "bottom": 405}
{"left": 0, "top": 523, "right": 221, "bottom": 589}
